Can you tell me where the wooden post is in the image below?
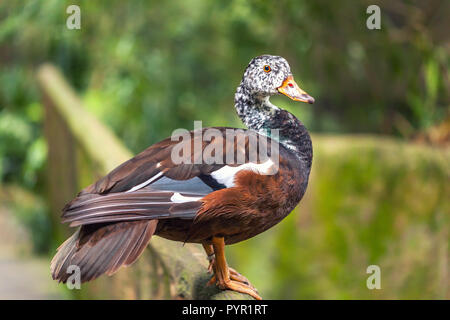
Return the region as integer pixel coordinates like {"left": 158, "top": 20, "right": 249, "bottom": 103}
{"left": 41, "top": 83, "right": 78, "bottom": 242}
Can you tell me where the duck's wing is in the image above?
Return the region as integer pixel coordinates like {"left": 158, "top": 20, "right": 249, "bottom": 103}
{"left": 52, "top": 127, "right": 280, "bottom": 283}
{"left": 61, "top": 127, "right": 278, "bottom": 227}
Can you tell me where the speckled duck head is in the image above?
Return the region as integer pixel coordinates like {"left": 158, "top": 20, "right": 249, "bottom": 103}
{"left": 235, "top": 55, "right": 314, "bottom": 131}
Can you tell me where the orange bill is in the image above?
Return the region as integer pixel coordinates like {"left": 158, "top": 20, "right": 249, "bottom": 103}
{"left": 277, "top": 75, "right": 314, "bottom": 104}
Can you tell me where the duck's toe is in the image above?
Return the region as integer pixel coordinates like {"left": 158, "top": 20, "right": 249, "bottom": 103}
{"left": 207, "top": 266, "right": 256, "bottom": 290}
{"left": 218, "top": 279, "right": 262, "bottom": 300}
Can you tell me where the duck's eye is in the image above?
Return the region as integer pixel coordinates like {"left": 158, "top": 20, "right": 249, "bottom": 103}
{"left": 263, "top": 65, "right": 271, "bottom": 73}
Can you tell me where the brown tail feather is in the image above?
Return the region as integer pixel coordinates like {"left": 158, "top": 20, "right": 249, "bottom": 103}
{"left": 61, "top": 190, "right": 202, "bottom": 227}
{"left": 51, "top": 220, "right": 157, "bottom": 283}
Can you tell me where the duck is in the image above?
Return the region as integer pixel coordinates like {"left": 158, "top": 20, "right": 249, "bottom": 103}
{"left": 51, "top": 55, "right": 314, "bottom": 300}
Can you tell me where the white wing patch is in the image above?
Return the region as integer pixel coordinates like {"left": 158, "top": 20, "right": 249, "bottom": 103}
{"left": 210, "top": 159, "right": 275, "bottom": 188}
{"left": 170, "top": 192, "right": 203, "bottom": 203}
{"left": 125, "top": 172, "right": 163, "bottom": 193}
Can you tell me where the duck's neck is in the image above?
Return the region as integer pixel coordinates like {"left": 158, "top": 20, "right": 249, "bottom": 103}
{"left": 234, "top": 84, "right": 312, "bottom": 166}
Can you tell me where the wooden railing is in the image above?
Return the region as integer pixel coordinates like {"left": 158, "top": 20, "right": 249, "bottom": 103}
{"left": 37, "top": 64, "right": 252, "bottom": 300}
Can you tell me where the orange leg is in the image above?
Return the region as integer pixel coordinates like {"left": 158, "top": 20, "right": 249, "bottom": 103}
{"left": 202, "top": 243, "right": 255, "bottom": 287}
{"left": 202, "top": 243, "right": 215, "bottom": 273}
{"left": 203, "top": 237, "right": 261, "bottom": 300}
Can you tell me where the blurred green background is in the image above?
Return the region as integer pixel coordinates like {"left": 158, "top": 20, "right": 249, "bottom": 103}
{"left": 0, "top": 0, "right": 448, "bottom": 299}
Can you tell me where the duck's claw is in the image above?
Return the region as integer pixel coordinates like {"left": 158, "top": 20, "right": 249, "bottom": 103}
{"left": 217, "top": 279, "right": 262, "bottom": 300}
{"left": 228, "top": 267, "right": 256, "bottom": 290}
{"left": 207, "top": 255, "right": 215, "bottom": 274}
{"left": 207, "top": 266, "right": 256, "bottom": 290}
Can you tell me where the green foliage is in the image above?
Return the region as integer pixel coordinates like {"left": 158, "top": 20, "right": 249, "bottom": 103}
{"left": 0, "top": 91, "right": 46, "bottom": 189}
{"left": 0, "top": 186, "right": 52, "bottom": 254}
{"left": 13, "top": 194, "right": 52, "bottom": 254}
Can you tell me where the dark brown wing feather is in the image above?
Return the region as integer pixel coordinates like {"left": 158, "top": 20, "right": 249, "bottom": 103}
{"left": 51, "top": 220, "right": 157, "bottom": 283}
{"left": 62, "top": 189, "right": 203, "bottom": 227}
{"left": 80, "top": 127, "right": 271, "bottom": 196}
